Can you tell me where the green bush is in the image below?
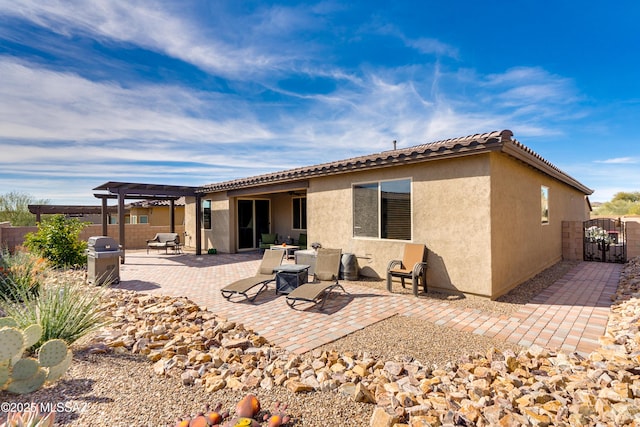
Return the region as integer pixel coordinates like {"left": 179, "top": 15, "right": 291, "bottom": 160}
{"left": 23, "top": 215, "right": 88, "bottom": 268}
{"left": 0, "top": 250, "right": 46, "bottom": 301}
{"left": 1, "top": 278, "right": 106, "bottom": 349}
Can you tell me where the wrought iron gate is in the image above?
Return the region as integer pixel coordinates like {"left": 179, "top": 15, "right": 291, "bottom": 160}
{"left": 584, "top": 218, "right": 626, "bottom": 263}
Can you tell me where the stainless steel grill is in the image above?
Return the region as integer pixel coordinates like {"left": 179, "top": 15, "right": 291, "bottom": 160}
{"left": 87, "top": 236, "right": 122, "bottom": 285}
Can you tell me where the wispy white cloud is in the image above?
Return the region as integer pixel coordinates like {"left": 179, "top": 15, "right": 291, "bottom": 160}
{"left": 0, "top": 1, "right": 293, "bottom": 78}
{"left": 0, "top": 1, "right": 610, "bottom": 204}
{"left": 406, "top": 37, "right": 459, "bottom": 58}
{"left": 595, "top": 157, "right": 637, "bottom": 164}
{"left": 0, "top": 59, "right": 273, "bottom": 143}
{"left": 368, "top": 22, "right": 459, "bottom": 59}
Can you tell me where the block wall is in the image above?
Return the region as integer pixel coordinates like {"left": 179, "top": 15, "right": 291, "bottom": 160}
{"left": 1, "top": 223, "right": 184, "bottom": 253}
{"left": 626, "top": 221, "right": 640, "bottom": 260}
{"left": 562, "top": 221, "right": 584, "bottom": 261}
{"left": 563, "top": 220, "right": 640, "bottom": 262}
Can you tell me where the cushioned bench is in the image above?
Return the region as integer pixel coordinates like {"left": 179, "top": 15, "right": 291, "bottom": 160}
{"left": 146, "top": 233, "right": 181, "bottom": 254}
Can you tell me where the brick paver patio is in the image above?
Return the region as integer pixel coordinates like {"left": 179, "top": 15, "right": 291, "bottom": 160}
{"left": 114, "top": 250, "right": 621, "bottom": 356}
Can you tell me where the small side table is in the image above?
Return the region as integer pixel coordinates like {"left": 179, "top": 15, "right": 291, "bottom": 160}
{"left": 270, "top": 244, "right": 299, "bottom": 259}
{"left": 273, "top": 264, "right": 310, "bottom": 294}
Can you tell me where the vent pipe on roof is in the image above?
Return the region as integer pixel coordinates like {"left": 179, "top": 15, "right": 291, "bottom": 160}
{"left": 393, "top": 140, "right": 397, "bottom": 150}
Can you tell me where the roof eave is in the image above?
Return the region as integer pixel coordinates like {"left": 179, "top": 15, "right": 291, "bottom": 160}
{"left": 197, "top": 132, "right": 505, "bottom": 194}
{"left": 500, "top": 141, "right": 593, "bottom": 195}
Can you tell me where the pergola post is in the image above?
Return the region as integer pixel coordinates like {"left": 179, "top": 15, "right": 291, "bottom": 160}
{"left": 195, "top": 195, "right": 202, "bottom": 255}
{"left": 169, "top": 199, "right": 175, "bottom": 233}
{"left": 101, "top": 197, "right": 108, "bottom": 236}
{"left": 118, "top": 190, "right": 126, "bottom": 264}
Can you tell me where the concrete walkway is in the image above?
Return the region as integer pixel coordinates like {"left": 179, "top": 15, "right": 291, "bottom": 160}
{"left": 115, "top": 251, "right": 622, "bottom": 356}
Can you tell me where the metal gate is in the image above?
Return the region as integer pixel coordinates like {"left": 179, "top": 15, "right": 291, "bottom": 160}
{"left": 584, "top": 218, "right": 626, "bottom": 263}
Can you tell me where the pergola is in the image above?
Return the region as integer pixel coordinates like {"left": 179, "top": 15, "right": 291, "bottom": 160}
{"left": 93, "top": 181, "right": 202, "bottom": 262}
{"left": 28, "top": 204, "right": 119, "bottom": 223}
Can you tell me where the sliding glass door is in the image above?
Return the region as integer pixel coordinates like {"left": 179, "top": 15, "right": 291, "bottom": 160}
{"left": 237, "top": 199, "right": 271, "bottom": 250}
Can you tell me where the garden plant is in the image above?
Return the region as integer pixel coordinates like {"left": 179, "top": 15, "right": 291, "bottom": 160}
{"left": 0, "top": 250, "right": 46, "bottom": 302}
{"left": 1, "top": 277, "right": 106, "bottom": 350}
{"left": 0, "top": 316, "right": 72, "bottom": 394}
{"left": 23, "top": 215, "right": 88, "bottom": 269}
{"left": 0, "top": 242, "right": 106, "bottom": 398}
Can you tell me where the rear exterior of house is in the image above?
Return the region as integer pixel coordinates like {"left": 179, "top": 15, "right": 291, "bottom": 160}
{"left": 185, "top": 130, "right": 591, "bottom": 299}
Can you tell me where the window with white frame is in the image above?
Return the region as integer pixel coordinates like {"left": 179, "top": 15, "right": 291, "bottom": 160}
{"left": 541, "top": 186, "right": 549, "bottom": 224}
{"left": 353, "top": 178, "right": 411, "bottom": 240}
{"left": 292, "top": 197, "right": 307, "bottom": 230}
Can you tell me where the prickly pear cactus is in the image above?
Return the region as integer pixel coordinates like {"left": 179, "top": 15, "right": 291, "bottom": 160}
{"left": 0, "top": 316, "right": 73, "bottom": 394}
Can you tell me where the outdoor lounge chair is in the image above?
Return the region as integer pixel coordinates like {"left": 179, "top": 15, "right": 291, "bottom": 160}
{"left": 297, "top": 233, "right": 307, "bottom": 250}
{"left": 220, "top": 249, "right": 285, "bottom": 302}
{"left": 259, "top": 233, "right": 278, "bottom": 251}
{"left": 285, "top": 248, "right": 347, "bottom": 310}
{"left": 386, "top": 243, "right": 427, "bottom": 297}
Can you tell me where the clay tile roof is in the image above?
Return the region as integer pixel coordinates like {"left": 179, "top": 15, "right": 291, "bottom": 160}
{"left": 198, "top": 130, "right": 592, "bottom": 195}
{"left": 129, "top": 196, "right": 186, "bottom": 208}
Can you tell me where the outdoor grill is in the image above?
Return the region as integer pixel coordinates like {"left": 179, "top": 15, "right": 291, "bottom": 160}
{"left": 86, "top": 236, "right": 122, "bottom": 285}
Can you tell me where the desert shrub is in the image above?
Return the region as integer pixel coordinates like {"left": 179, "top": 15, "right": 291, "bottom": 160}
{"left": 0, "top": 250, "right": 46, "bottom": 301}
{"left": 1, "top": 278, "right": 106, "bottom": 349}
{"left": 23, "top": 215, "right": 88, "bottom": 268}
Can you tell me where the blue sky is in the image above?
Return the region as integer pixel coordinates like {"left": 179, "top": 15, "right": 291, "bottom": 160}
{"left": 0, "top": 1, "right": 638, "bottom": 205}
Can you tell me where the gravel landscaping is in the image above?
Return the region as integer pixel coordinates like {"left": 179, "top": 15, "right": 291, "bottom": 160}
{"left": 3, "top": 259, "right": 634, "bottom": 427}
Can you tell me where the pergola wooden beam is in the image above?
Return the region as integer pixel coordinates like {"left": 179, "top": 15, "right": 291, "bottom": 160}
{"left": 93, "top": 181, "right": 201, "bottom": 262}
{"left": 28, "top": 204, "right": 119, "bottom": 223}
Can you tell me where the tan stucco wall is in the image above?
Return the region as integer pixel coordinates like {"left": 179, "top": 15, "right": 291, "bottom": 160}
{"left": 489, "top": 153, "right": 589, "bottom": 298}
{"left": 128, "top": 206, "right": 185, "bottom": 226}
{"left": 184, "top": 197, "right": 196, "bottom": 248}
{"left": 309, "top": 155, "right": 494, "bottom": 296}
{"left": 186, "top": 194, "right": 233, "bottom": 252}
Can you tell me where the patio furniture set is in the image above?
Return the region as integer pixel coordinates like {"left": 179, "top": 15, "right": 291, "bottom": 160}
{"left": 220, "top": 242, "right": 428, "bottom": 310}
{"left": 146, "top": 233, "right": 183, "bottom": 254}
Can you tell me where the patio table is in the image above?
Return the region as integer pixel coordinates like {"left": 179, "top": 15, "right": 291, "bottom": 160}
{"left": 273, "top": 264, "right": 310, "bottom": 294}
{"left": 269, "top": 244, "right": 299, "bottom": 259}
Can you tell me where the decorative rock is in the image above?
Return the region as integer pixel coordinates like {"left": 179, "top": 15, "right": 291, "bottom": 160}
{"left": 384, "top": 361, "right": 404, "bottom": 377}
{"left": 181, "top": 369, "right": 197, "bottom": 386}
{"left": 92, "top": 259, "right": 640, "bottom": 427}
{"left": 204, "top": 376, "right": 226, "bottom": 393}
{"left": 260, "top": 376, "right": 274, "bottom": 390}
{"left": 222, "top": 338, "right": 251, "bottom": 350}
{"left": 152, "top": 359, "right": 166, "bottom": 376}
{"left": 369, "top": 407, "right": 398, "bottom": 427}
{"left": 354, "top": 382, "right": 376, "bottom": 403}
{"left": 285, "top": 379, "right": 314, "bottom": 393}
